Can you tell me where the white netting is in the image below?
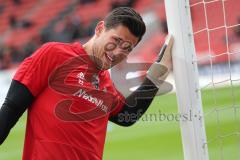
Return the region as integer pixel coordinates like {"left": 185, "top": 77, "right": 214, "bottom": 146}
{"left": 190, "top": 0, "right": 240, "bottom": 159}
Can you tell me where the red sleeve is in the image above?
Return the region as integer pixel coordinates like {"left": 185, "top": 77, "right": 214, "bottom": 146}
{"left": 110, "top": 88, "right": 126, "bottom": 117}
{"left": 13, "top": 42, "right": 61, "bottom": 97}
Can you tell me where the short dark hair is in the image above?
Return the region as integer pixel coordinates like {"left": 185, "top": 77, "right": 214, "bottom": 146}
{"left": 104, "top": 7, "right": 146, "bottom": 43}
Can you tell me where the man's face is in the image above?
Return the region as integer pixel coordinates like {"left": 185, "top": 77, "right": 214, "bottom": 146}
{"left": 92, "top": 21, "right": 139, "bottom": 70}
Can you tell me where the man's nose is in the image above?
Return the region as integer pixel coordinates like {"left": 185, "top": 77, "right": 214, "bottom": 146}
{"left": 113, "top": 47, "right": 127, "bottom": 56}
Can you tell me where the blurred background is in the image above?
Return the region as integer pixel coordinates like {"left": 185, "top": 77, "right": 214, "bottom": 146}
{"left": 0, "top": 0, "right": 240, "bottom": 159}
{"left": 0, "top": 0, "right": 168, "bottom": 70}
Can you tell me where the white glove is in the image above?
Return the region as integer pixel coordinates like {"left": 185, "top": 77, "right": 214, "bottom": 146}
{"left": 146, "top": 34, "right": 174, "bottom": 87}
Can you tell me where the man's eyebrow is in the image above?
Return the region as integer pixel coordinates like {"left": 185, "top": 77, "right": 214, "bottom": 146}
{"left": 112, "top": 36, "right": 122, "bottom": 41}
{"left": 112, "top": 35, "right": 124, "bottom": 41}
{"left": 112, "top": 34, "right": 132, "bottom": 44}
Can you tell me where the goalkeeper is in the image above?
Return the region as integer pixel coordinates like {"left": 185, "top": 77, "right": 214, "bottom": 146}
{"left": 0, "top": 7, "right": 173, "bottom": 160}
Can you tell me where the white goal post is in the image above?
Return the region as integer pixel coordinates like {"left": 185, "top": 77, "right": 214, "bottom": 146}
{"left": 164, "top": 0, "right": 209, "bottom": 160}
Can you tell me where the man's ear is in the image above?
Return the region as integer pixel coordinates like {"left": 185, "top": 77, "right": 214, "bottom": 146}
{"left": 95, "top": 21, "right": 105, "bottom": 37}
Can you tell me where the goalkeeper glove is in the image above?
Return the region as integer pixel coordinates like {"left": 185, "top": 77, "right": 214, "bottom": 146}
{"left": 147, "top": 34, "right": 174, "bottom": 88}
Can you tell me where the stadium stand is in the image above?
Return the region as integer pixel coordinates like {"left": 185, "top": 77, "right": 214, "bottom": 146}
{"left": 0, "top": 0, "right": 240, "bottom": 70}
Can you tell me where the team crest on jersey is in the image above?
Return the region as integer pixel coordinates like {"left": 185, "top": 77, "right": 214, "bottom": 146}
{"left": 91, "top": 73, "right": 100, "bottom": 90}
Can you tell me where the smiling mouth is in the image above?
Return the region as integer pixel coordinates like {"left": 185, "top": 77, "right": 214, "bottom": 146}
{"left": 105, "top": 53, "right": 114, "bottom": 63}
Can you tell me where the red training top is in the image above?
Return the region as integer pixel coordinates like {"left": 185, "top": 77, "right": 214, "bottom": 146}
{"left": 13, "top": 42, "right": 125, "bottom": 160}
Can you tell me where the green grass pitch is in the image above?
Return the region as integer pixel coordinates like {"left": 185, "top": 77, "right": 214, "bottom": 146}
{"left": 1, "top": 86, "right": 240, "bottom": 159}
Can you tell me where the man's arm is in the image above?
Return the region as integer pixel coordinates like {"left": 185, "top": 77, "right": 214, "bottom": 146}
{"left": 0, "top": 80, "right": 34, "bottom": 145}
{"left": 109, "top": 77, "right": 158, "bottom": 126}
{"left": 110, "top": 35, "right": 174, "bottom": 126}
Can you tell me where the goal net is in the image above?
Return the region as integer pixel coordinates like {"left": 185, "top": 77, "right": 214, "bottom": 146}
{"left": 165, "top": 0, "right": 240, "bottom": 159}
